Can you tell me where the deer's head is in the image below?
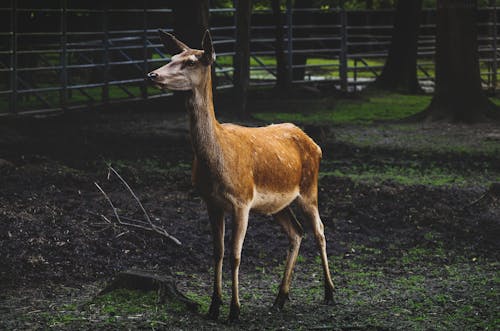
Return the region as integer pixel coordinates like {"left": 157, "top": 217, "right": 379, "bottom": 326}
{"left": 147, "top": 30, "right": 215, "bottom": 91}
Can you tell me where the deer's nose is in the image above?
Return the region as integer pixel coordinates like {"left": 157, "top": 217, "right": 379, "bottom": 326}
{"left": 147, "top": 72, "right": 159, "bottom": 80}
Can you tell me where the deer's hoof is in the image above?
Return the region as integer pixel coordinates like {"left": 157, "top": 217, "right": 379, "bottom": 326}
{"left": 206, "top": 310, "right": 219, "bottom": 321}
{"left": 228, "top": 302, "right": 240, "bottom": 322}
{"left": 272, "top": 292, "right": 289, "bottom": 311}
{"left": 324, "top": 288, "right": 335, "bottom": 305}
{"left": 207, "top": 300, "right": 221, "bottom": 320}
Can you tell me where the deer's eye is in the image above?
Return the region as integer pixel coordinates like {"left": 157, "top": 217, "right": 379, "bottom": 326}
{"left": 186, "top": 60, "right": 196, "bottom": 67}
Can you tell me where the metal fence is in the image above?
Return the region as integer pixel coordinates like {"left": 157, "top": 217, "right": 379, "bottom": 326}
{"left": 0, "top": 3, "right": 498, "bottom": 116}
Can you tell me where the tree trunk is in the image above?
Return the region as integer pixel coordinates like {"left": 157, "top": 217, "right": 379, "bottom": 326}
{"left": 292, "top": 0, "right": 310, "bottom": 81}
{"left": 272, "top": 0, "right": 289, "bottom": 89}
{"left": 171, "top": 1, "right": 210, "bottom": 109}
{"left": 421, "top": 0, "right": 498, "bottom": 122}
{"left": 374, "top": 0, "right": 422, "bottom": 93}
{"left": 172, "top": 0, "right": 209, "bottom": 49}
{"left": 233, "top": 0, "right": 252, "bottom": 118}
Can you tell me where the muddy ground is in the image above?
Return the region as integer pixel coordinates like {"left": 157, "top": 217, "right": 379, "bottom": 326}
{"left": 0, "top": 95, "right": 499, "bottom": 330}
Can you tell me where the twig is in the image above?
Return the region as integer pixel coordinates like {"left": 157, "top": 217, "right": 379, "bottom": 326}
{"left": 108, "top": 166, "right": 153, "bottom": 226}
{"left": 467, "top": 192, "right": 487, "bottom": 208}
{"left": 94, "top": 168, "right": 182, "bottom": 246}
{"left": 94, "top": 182, "right": 122, "bottom": 224}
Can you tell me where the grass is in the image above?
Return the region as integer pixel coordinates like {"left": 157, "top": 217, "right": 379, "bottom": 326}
{"left": 26, "top": 241, "right": 499, "bottom": 330}
{"left": 41, "top": 289, "right": 172, "bottom": 329}
{"left": 254, "top": 91, "right": 432, "bottom": 125}
{"left": 322, "top": 244, "right": 500, "bottom": 330}
{"left": 0, "top": 84, "right": 166, "bottom": 113}
{"left": 320, "top": 162, "right": 500, "bottom": 187}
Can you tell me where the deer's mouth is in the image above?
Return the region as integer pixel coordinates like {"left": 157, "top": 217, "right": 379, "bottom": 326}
{"left": 147, "top": 79, "right": 167, "bottom": 90}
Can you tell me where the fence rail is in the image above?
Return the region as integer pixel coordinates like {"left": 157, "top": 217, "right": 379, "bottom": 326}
{"left": 0, "top": 4, "right": 498, "bottom": 116}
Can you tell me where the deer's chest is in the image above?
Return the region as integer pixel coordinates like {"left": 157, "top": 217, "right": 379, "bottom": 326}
{"left": 191, "top": 158, "right": 240, "bottom": 211}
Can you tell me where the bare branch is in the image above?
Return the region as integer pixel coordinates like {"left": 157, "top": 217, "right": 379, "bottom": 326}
{"left": 94, "top": 169, "right": 182, "bottom": 246}
{"left": 94, "top": 182, "right": 122, "bottom": 224}
{"left": 108, "top": 166, "right": 153, "bottom": 226}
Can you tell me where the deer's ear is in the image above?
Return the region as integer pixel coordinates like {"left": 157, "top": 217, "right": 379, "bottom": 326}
{"left": 201, "top": 29, "right": 216, "bottom": 65}
{"left": 158, "top": 29, "right": 189, "bottom": 55}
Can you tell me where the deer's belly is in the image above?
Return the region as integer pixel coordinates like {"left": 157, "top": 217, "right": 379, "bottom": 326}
{"left": 250, "top": 188, "right": 299, "bottom": 215}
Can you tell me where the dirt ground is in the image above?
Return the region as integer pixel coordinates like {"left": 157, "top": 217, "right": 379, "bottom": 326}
{"left": 0, "top": 96, "right": 499, "bottom": 330}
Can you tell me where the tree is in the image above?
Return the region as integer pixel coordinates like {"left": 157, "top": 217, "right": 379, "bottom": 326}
{"left": 171, "top": 0, "right": 209, "bottom": 48}
{"left": 374, "top": 0, "right": 423, "bottom": 93}
{"left": 291, "top": 0, "right": 311, "bottom": 81}
{"left": 171, "top": 1, "right": 210, "bottom": 106}
{"left": 233, "top": 0, "right": 253, "bottom": 117}
{"left": 419, "top": 0, "right": 498, "bottom": 122}
{"left": 271, "top": 0, "right": 289, "bottom": 89}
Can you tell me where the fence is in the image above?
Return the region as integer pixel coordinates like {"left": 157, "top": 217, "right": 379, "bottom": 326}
{"left": 0, "top": 2, "right": 498, "bottom": 116}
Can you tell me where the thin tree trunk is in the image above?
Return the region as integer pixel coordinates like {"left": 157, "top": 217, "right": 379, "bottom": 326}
{"left": 419, "top": 0, "right": 498, "bottom": 122}
{"left": 292, "top": 0, "right": 310, "bottom": 81}
{"left": 172, "top": 0, "right": 209, "bottom": 48}
{"left": 233, "top": 0, "right": 252, "bottom": 118}
{"left": 272, "top": 0, "right": 289, "bottom": 89}
{"left": 172, "top": 0, "right": 209, "bottom": 107}
{"left": 374, "top": 0, "right": 422, "bottom": 93}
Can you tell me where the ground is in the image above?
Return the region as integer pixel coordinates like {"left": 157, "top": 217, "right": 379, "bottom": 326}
{"left": 0, "top": 89, "right": 499, "bottom": 330}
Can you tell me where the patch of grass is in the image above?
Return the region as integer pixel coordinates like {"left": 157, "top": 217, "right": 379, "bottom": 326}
{"left": 307, "top": 244, "right": 500, "bottom": 330}
{"left": 41, "top": 289, "right": 173, "bottom": 329}
{"left": 331, "top": 93, "right": 431, "bottom": 123}
{"left": 333, "top": 122, "right": 500, "bottom": 157}
{"left": 185, "top": 291, "right": 211, "bottom": 315}
{"left": 254, "top": 91, "right": 432, "bottom": 125}
{"left": 320, "top": 163, "right": 497, "bottom": 187}
{"left": 4, "top": 85, "right": 164, "bottom": 113}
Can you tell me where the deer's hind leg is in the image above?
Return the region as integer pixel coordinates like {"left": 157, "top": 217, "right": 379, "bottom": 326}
{"left": 298, "top": 195, "right": 335, "bottom": 304}
{"left": 273, "top": 207, "right": 304, "bottom": 310}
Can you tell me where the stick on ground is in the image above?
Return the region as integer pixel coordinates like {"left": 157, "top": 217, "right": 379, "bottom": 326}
{"left": 94, "top": 166, "right": 182, "bottom": 246}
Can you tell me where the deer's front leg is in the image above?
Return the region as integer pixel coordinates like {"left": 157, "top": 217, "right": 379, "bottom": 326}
{"left": 207, "top": 206, "right": 225, "bottom": 320}
{"left": 229, "top": 206, "right": 250, "bottom": 322}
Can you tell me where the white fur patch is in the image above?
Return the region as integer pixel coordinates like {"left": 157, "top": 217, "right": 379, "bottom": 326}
{"left": 251, "top": 187, "right": 299, "bottom": 215}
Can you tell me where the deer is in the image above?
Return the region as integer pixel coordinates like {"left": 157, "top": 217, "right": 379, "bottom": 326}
{"left": 147, "top": 29, "right": 335, "bottom": 321}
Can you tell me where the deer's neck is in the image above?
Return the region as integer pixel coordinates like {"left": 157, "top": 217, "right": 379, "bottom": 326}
{"left": 186, "top": 72, "right": 223, "bottom": 173}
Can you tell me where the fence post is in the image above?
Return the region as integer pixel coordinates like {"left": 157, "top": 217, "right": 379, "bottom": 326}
{"left": 102, "top": 4, "right": 109, "bottom": 104}
{"left": 10, "top": 0, "right": 17, "bottom": 114}
{"left": 60, "top": 0, "right": 68, "bottom": 111}
{"left": 490, "top": 0, "right": 497, "bottom": 94}
{"left": 286, "top": 0, "right": 293, "bottom": 84}
{"left": 141, "top": 2, "right": 148, "bottom": 100}
{"left": 339, "top": 0, "right": 348, "bottom": 92}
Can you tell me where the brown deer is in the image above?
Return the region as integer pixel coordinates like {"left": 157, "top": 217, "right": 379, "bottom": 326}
{"left": 148, "top": 30, "right": 335, "bottom": 321}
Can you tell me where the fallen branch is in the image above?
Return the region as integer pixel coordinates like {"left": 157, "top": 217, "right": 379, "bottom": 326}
{"left": 94, "top": 166, "right": 182, "bottom": 246}
{"left": 466, "top": 182, "right": 500, "bottom": 209}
